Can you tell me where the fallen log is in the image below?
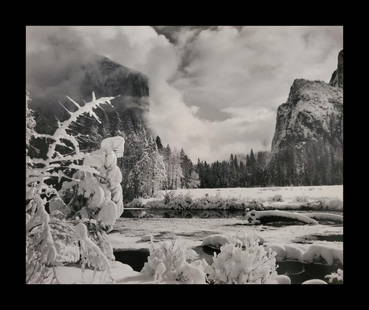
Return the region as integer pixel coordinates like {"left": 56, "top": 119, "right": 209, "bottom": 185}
{"left": 304, "top": 213, "right": 343, "bottom": 223}
{"left": 245, "top": 210, "right": 319, "bottom": 225}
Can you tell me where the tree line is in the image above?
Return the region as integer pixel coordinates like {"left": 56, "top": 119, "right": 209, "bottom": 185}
{"left": 156, "top": 135, "right": 272, "bottom": 190}
{"left": 150, "top": 135, "right": 343, "bottom": 196}
{"left": 196, "top": 150, "right": 271, "bottom": 188}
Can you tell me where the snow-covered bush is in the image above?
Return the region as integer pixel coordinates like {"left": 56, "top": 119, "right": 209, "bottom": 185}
{"left": 26, "top": 195, "right": 59, "bottom": 283}
{"left": 73, "top": 222, "right": 113, "bottom": 282}
{"left": 141, "top": 240, "right": 208, "bottom": 284}
{"left": 145, "top": 195, "right": 263, "bottom": 211}
{"left": 206, "top": 234, "right": 277, "bottom": 284}
{"left": 265, "top": 243, "right": 304, "bottom": 262}
{"left": 163, "top": 191, "right": 175, "bottom": 204}
{"left": 125, "top": 198, "right": 145, "bottom": 209}
{"left": 26, "top": 92, "right": 36, "bottom": 145}
{"left": 320, "top": 198, "right": 343, "bottom": 211}
{"left": 26, "top": 92, "right": 124, "bottom": 283}
{"left": 294, "top": 196, "right": 343, "bottom": 211}
{"left": 202, "top": 234, "right": 241, "bottom": 249}
{"left": 295, "top": 196, "right": 308, "bottom": 203}
{"left": 302, "top": 244, "right": 343, "bottom": 266}
{"left": 59, "top": 135, "right": 125, "bottom": 231}
{"left": 270, "top": 194, "right": 283, "bottom": 202}
{"left": 325, "top": 268, "right": 343, "bottom": 284}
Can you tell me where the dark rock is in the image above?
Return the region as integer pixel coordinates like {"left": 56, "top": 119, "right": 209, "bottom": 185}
{"left": 329, "top": 50, "right": 343, "bottom": 88}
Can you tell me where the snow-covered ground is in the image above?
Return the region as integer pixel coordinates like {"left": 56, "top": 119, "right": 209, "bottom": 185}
{"left": 55, "top": 217, "right": 342, "bottom": 284}
{"left": 55, "top": 185, "right": 344, "bottom": 284}
{"left": 55, "top": 215, "right": 343, "bottom": 284}
{"left": 156, "top": 185, "right": 343, "bottom": 202}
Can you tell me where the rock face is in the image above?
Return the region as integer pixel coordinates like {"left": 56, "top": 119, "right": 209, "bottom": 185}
{"left": 268, "top": 51, "right": 343, "bottom": 185}
{"left": 329, "top": 50, "right": 343, "bottom": 88}
{"left": 29, "top": 56, "right": 164, "bottom": 201}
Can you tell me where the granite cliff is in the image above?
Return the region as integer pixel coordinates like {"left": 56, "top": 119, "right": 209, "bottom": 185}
{"left": 268, "top": 50, "right": 343, "bottom": 185}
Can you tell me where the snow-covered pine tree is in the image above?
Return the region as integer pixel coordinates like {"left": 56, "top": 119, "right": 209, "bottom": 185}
{"left": 180, "top": 149, "right": 193, "bottom": 188}
{"left": 127, "top": 133, "right": 166, "bottom": 198}
{"left": 167, "top": 148, "right": 183, "bottom": 189}
{"left": 188, "top": 170, "right": 200, "bottom": 188}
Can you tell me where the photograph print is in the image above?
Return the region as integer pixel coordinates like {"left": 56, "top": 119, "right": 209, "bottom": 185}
{"left": 26, "top": 25, "right": 343, "bottom": 284}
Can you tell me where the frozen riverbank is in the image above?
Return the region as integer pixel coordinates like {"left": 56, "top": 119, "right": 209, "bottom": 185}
{"left": 54, "top": 216, "right": 342, "bottom": 284}
{"left": 108, "top": 217, "right": 342, "bottom": 284}
{"left": 109, "top": 217, "right": 343, "bottom": 252}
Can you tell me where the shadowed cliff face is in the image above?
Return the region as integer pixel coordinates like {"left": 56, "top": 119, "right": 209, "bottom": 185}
{"left": 329, "top": 50, "right": 343, "bottom": 88}
{"left": 28, "top": 56, "right": 162, "bottom": 201}
{"left": 268, "top": 51, "right": 343, "bottom": 186}
{"left": 28, "top": 56, "right": 149, "bottom": 133}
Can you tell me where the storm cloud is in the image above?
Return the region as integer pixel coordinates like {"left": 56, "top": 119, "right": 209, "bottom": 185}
{"left": 26, "top": 26, "right": 343, "bottom": 162}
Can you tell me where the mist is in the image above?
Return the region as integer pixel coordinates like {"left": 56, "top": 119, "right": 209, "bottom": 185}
{"left": 26, "top": 26, "right": 343, "bottom": 162}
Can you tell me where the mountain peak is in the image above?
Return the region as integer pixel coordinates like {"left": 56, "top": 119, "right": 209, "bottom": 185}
{"left": 268, "top": 49, "right": 343, "bottom": 185}
{"left": 329, "top": 49, "right": 343, "bottom": 88}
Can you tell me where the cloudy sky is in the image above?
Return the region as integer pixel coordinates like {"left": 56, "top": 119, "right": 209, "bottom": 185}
{"left": 26, "top": 26, "right": 343, "bottom": 162}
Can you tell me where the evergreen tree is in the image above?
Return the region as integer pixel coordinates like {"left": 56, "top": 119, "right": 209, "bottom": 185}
{"left": 127, "top": 135, "right": 166, "bottom": 198}
{"left": 155, "top": 136, "right": 164, "bottom": 151}
{"left": 179, "top": 148, "right": 195, "bottom": 188}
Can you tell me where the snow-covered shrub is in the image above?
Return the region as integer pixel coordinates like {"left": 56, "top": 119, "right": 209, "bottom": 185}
{"left": 26, "top": 91, "right": 36, "bottom": 145}
{"left": 145, "top": 200, "right": 165, "bottom": 209}
{"left": 74, "top": 222, "right": 113, "bottom": 282}
{"left": 320, "top": 198, "right": 343, "bottom": 211}
{"left": 270, "top": 194, "right": 283, "bottom": 202}
{"left": 125, "top": 198, "right": 145, "bottom": 209}
{"left": 302, "top": 244, "right": 343, "bottom": 266}
{"left": 141, "top": 240, "right": 208, "bottom": 284}
{"left": 325, "top": 268, "right": 343, "bottom": 284}
{"left": 49, "top": 218, "right": 80, "bottom": 263}
{"left": 26, "top": 92, "right": 123, "bottom": 283}
{"left": 295, "top": 196, "right": 308, "bottom": 203}
{"left": 59, "top": 134, "right": 125, "bottom": 231}
{"left": 265, "top": 243, "right": 304, "bottom": 262}
{"left": 26, "top": 196, "right": 59, "bottom": 283}
{"left": 183, "top": 193, "right": 193, "bottom": 204}
{"left": 202, "top": 234, "right": 241, "bottom": 249}
{"left": 168, "top": 195, "right": 191, "bottom": 209}
{"left": 163, "top": 191, "right": 175, "bottom": 204}
{"left": 206, "top": 234, "right": 277, "bottom": 284}
{"left": 145, "top": 195, "right": 262, "bottom": 211}
{"left": 293, "top": 196, "right": 343, "bottom": 211}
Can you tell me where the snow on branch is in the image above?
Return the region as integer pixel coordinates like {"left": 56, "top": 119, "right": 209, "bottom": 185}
{"left": 47, "top": 93, "right": 114, "bottom": 160}
{"left": 26, "top": 91, "right": 121, "bottom": 284}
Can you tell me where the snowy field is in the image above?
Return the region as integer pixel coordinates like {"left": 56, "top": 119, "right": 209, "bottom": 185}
{"left": 138, "top": 185, "right": 344, "bottom": 211}
{"left": 157, "top": 185, "right": 343, "bottom": 201}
